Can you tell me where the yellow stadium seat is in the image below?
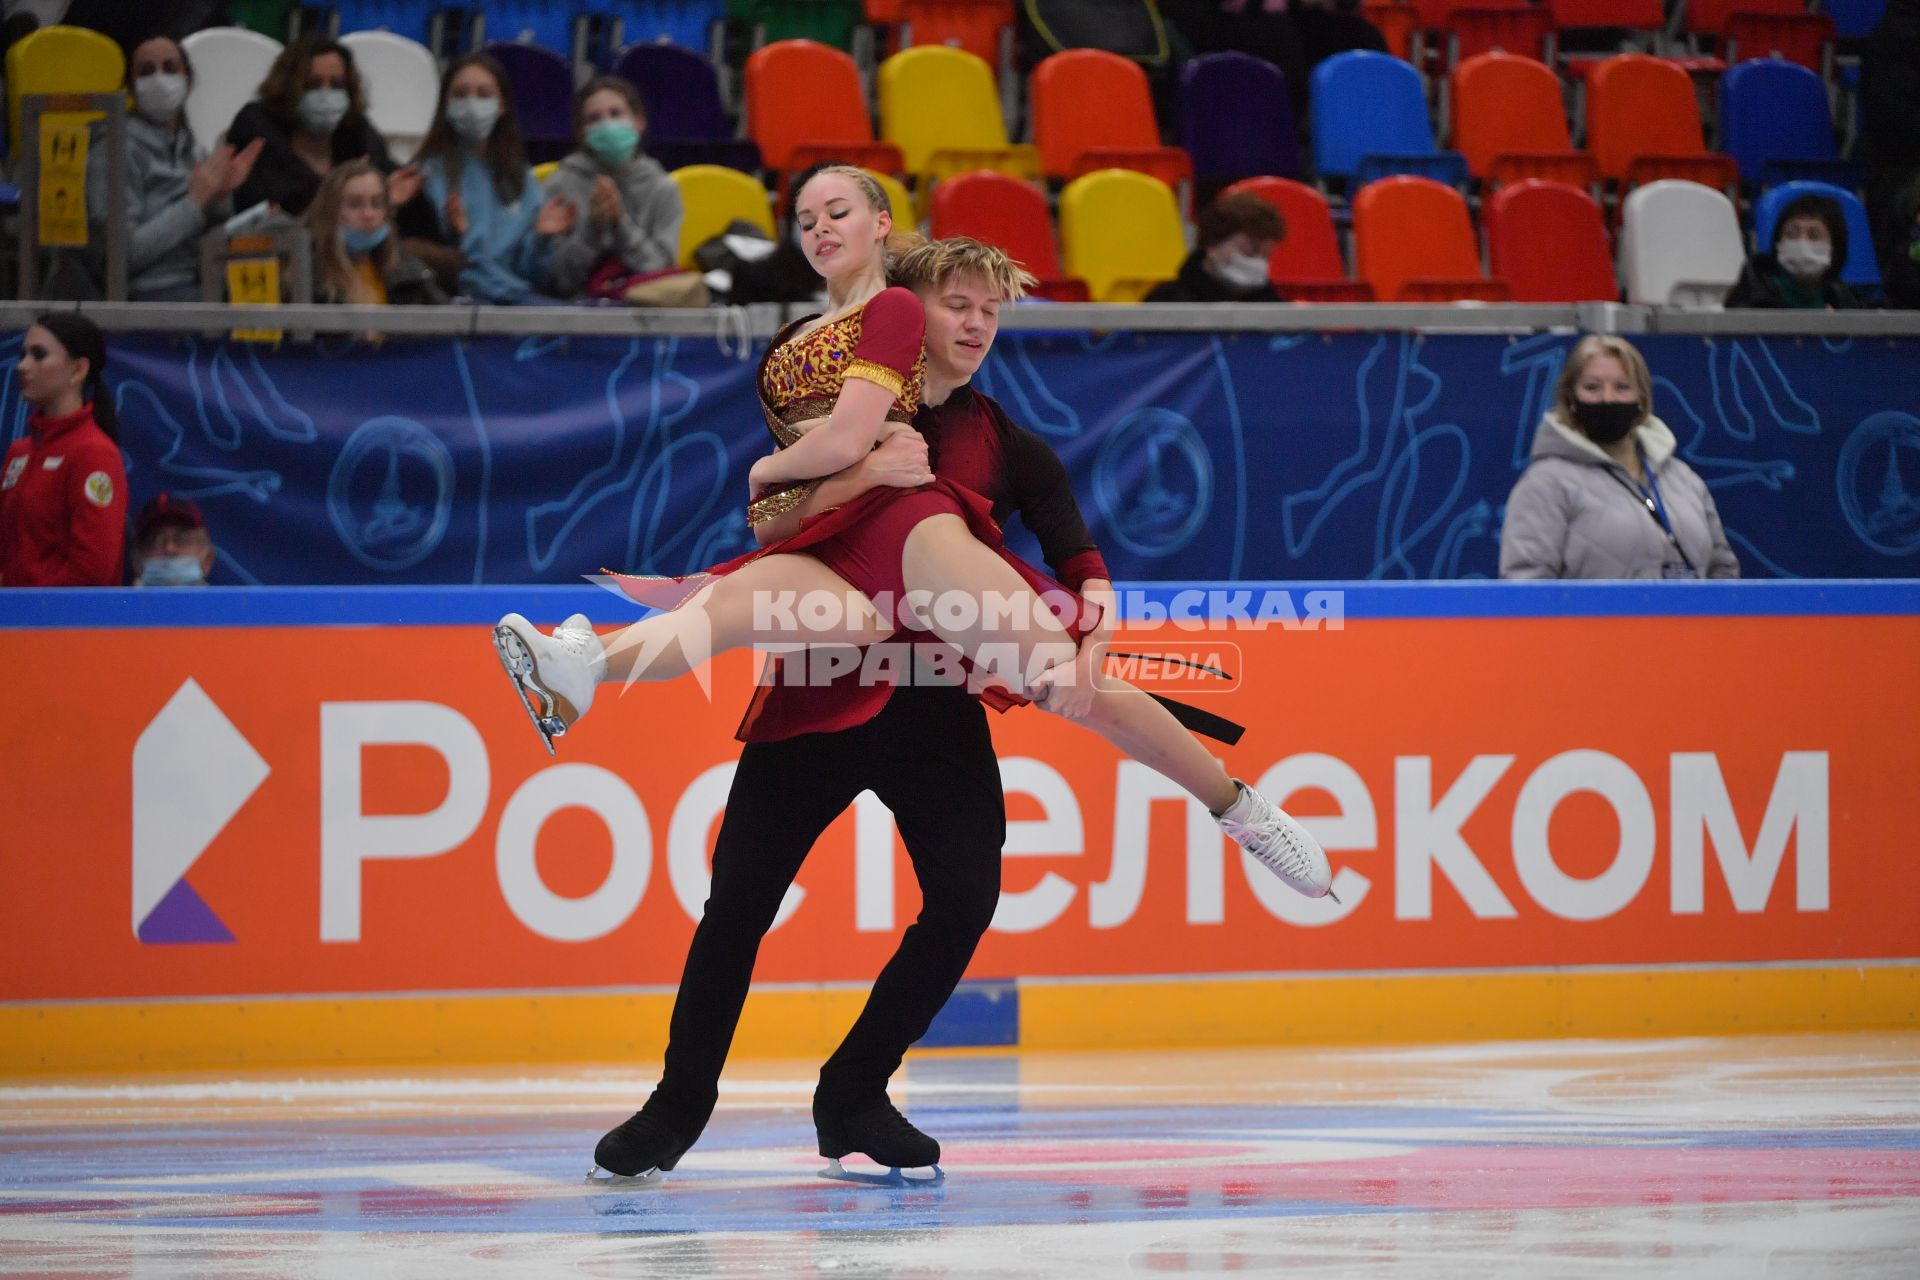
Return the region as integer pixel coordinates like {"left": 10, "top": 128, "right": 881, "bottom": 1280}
{"left": 1058, "top": 169, "right": 1187, "bottom": 302}
{"left": 865, "top": 169, "right": 917, "bottom": 234}
{"left": 670, "top": 164, "right": 776, "bottom": 268}
{"left": 7, "top": 25, "right": 125, "bottom": 152}
{"left": 877, "top": 46, "right": 1041, "bottom": 186}
{"left": 532, "top": 160, "right": 559, "bottom": 184}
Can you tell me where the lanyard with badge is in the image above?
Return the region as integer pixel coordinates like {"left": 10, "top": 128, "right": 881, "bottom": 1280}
{"left": 1606, "top": 445, "right": 1694, "bottom": 579}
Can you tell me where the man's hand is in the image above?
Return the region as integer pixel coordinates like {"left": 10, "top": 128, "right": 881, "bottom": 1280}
{"left": 862, "top": 424, "right": 933, "bottom": 489}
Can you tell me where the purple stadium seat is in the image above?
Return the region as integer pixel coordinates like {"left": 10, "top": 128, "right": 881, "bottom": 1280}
{"left": 1178, "top": 52, "right": 1303, "bottom": 184}
{"left": 484, "top": 41, "right": 576, "bottom": 163}
{"left": 611, "top": 41, "right": 761, "bottom": 173}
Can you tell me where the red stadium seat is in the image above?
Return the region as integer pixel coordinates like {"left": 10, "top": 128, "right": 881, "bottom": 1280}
{"left": 1223, "top": 176, "right": 1376, "bottom": 302}
{"left": 1586, "top": 54, "right": 1738, "bottom": 195}
{"left": 1484, "top": 179, "right": 1618, "bottom": 302}
{"left": 1030, "top": 49, "right": 1192, "bottom": 191}
{"left": 1451, "top": 52, "right": 1597, "bottom": 189}
{"left": 928, "top": 170, "right": 1090, "bottom": 301}
{"left": 744, "top": 40, "right": 905, "bottom": 185}
{"left": 1352, "top": 175, "right": 1511, "bottom": 302}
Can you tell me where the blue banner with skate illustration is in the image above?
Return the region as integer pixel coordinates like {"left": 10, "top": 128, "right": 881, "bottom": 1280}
{"left": 4, "top": 329, "right": 1914, "bottom": 584}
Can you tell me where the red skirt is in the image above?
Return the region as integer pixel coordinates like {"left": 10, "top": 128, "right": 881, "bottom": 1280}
{"left": 611, "top": 480, "right": 1097, "bottom": 742}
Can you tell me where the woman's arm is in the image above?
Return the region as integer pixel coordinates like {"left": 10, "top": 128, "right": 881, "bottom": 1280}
{"left": 1498, "top": 468, "right": 1568, "bottom": 579}
{"left": 615, "top": 178, "right": 681, "bottom": 276}
{"left": 1696, "top": 476, "right": 1742, "bottom": 579}
{"left": 753, "top": 425, "right": 931, "bottom": 544}
{"left": 748, "top": 378, "right": 898, "bottom": 491}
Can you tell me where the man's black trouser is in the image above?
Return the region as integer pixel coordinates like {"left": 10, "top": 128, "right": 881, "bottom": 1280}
{"left": 644, "top": 681, "right": 1006, "bottom": 1137}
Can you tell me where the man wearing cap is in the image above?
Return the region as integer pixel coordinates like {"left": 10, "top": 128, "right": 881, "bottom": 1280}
{"left": 130, "top": 493, "right": 215, "bottom": 587}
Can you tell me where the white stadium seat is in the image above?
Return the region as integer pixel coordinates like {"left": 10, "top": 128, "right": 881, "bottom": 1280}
{"left": 181, "top": 26, "right": 282, "bottom": 150}
{"left": 1618, "top": 179, "right": 1746, "bottom": 309}
{"left": 338, "top": 30, "right": 439, "bottom": 164}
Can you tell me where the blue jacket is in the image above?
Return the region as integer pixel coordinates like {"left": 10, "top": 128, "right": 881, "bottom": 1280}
{"left": 419, "top": 151, "right": 555, "bottom": 304}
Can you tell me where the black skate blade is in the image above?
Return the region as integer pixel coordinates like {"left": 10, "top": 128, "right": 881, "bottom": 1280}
{"left": 819, "top": 1158, "right": 944, "bottom": 1187}
{"left": 493, "top": 626, "right": 557, "bottom": 757}
{"left": 584, "top": 1165, "right": 664, "bottom": 1188}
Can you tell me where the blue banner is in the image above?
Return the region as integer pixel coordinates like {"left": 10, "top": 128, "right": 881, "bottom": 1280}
{"left": 3, "top": 328, "right": 1914, "bottom": 584}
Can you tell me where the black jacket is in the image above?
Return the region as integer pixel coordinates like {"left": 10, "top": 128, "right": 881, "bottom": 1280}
{"left": 227, "top": 101, "right": 394, "bottom": 218}
{"left": 1724, "top": 254, "right": 1871, "bottom": 309}
{"left": 1144, "top": 250, "right": 1280, "bottom": 303}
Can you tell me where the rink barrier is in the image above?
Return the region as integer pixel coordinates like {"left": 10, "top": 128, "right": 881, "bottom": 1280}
{"left": 4, "top": 581, "right": 1916, "bottom": 1074}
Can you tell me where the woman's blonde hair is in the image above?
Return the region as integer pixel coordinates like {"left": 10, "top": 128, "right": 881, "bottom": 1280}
{"left": 306, "top": 159, "right": 395, "bottom": 304}
{"left": 892, "top": 237, "right": 1037, "bottom": 301}
{"left": 795, "top": 163, "right": 925, "bottom": 274}
{"left": 1554, "top": 334, "right": 1654, "bottom": 427}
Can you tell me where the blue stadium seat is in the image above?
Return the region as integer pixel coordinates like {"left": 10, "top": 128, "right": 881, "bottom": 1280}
{"left": 1826, "top": 0, "right": 1888, "bottom": 40}
{"left": 1721, "top": 59, "right": 1863, "bottom": 189}
{"left": 602, "top": 1, "right": 727, "bottom": 57}
{"left": 333, "top": 1, "right": 438, "bottom": 43}
{"left": 484, "top": 1, "right": 579, "bottom": 52}
{"left": 1310, "top": 50, "right": 1467, "bottom": 192}
{"left": 1752, "top": 180, "right": 1882, "bottom": 291}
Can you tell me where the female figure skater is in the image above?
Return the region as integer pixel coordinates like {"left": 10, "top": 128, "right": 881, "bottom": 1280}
{"left": 2, "top": 314, "right": 126, "bottom": 587}
{"left": 493, "top": 167, "right": 1331, "bottom": 1172}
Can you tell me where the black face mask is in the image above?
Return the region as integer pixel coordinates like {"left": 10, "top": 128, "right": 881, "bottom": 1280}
{"left": 1571, "top": 399, "right": 1641, "bottom": 445}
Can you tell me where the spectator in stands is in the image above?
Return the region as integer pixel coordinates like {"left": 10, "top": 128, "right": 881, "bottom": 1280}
{"left": 1725, "top": 193, "right": 1871, "bottom": 310}
{"left": 542, "top": 75, "right": 682, "bottom": 299}
{"left": 227, "top": 35, "right": 421, "bottom": 219}
{"left": 1165, "top": 0, "right": 1309, "bottom": 106}
{"left": 307, "top": 159, "right": 446, "bottom": 306}
{"left": 1, "top": 314, "right": 126, "bottom": 588}
{"left": 1145, "top": 192, "right": 1283, "bottom": 302}
{"left": 85, "top": 34, "right": 264, "bottom": 302}
{"left": 400, "top": 52, "right": 575, "bottom": 304}
{"left": 129, "top": 492, "right": 214, "bottom": 587}
{"left": 1500, "top": 336, "right": 1739, "bottom": 580}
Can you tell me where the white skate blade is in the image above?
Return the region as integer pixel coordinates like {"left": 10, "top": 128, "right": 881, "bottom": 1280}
{"left": 819, "top": 1157, "right": 944, "bottom": 1187}
{"left": 584, "top": 1165, "right": 664, "bottom": 1188}
{"left": 492, "top": 623, "right": 558, "bottom": 757}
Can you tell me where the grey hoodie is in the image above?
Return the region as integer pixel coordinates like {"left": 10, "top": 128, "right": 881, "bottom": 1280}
{"left": 542, "top": 150, "right": 683, "bottom": 296}
{"left": 1500, "top": 412, "right": 1740, "bottom": 580}
{"left": 85, "top": 112, "right": 229, "bottom": 299}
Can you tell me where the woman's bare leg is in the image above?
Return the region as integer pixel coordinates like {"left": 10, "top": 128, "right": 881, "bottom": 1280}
{"left": 900, "top": 516, "right": 1238, "bottom": 812}
{"left": 600, "top": 553, "right": 892, "bottom": 684}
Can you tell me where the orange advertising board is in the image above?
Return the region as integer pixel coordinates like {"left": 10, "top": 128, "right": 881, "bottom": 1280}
{"left": 3, "top": 594, "right": 1914, "bottom": 1005}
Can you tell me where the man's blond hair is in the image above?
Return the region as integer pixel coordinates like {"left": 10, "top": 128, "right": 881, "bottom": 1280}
{"left": 892, "top": 237, "right": 1037, "bottom": 301}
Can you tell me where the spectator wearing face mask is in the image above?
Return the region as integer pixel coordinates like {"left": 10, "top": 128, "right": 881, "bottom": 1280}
{"left": 307, "top": 159, "right": 446, "bottom": 306}
{"left": 226, "top": 35, "right": 422, "bottom": 220}
{"left": 1500, "top": 336, "right": 1739, "bottom": 580}
{"left": 400, "top": 52, "right": 576, "bottom": 304}
{"left": 83, "top": 34, "right": 263, "bottom": 301}
{"left": 542, "top": 75, "right": 683, "bottom": 299}
{"left": 1726, "top": 193, "right": 1871, "bottom": 310}
{"left": 129, "top": 492, "right": 215, "bottom": 587}
{"left": 1145, "top": 193, "right": 1283, "bottom": 303}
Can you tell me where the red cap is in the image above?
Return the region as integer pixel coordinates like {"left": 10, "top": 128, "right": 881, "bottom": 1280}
{"left": 134, "top": 493, "right": 207, "bottom": 544}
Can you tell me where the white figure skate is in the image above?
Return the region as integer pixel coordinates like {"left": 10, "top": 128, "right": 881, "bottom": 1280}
{"left": 1216, "top": 780, "right": 1337, "bottom": 900}
{"left": 492, "top": 612, "right": 607, "bottom": 755}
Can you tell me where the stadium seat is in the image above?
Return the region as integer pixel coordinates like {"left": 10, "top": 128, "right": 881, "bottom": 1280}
{"left": 898, "top": 0, "right": 1014, "bottom": 70}
{"left": 929, "top": 170, "right": 1090, "bottom": 300}
{"left": 1311, "top": 51, "right": 1468, "bottom": 191}
{"left": 1450, "top": 52, "right": 1596, "bottom": 189}
{"left": 744, "top": 40, "right": 904, "bottom": 185}
{"left": 602, "top": 1, "right": 729, "bottom": 55}
{"left": 1721, "top": 59, "right": 1859, "bottom": 190}
{"left": 1031, "top": 50, "right": 1190, "bottom": 190}
{"left": 1179, "top": 52, "right": 1304, "bottom": 184}
{"left": 335, "top": 1, "right": 439, "bottom": 44}
{"left": 181, "top": 27, "right": 282, "bottom": 149}
{"left": 670, "top": 163, "right": 775, "bottom": 266}
{"left": 1547, "top": 0, "right": 1676, "bottom": 79}
{"left": 1222, "top": 176, "right": 1375, "bottom": 302}
{"left": 1724, "top": 12, "right": 1837, "bottom": 75}
{"left": 1351, "top": 175, "right": 1510, "bottom": 301}
{"left": 6, "top": 25, "right": 123, "bottom": 153}
{"left": 228, "top": 0, "right": 292, "bottom": 39}
{"left": 613, "top": 42, "right": 761, "bottom": 173}
{"left": 1444, "top": 3, "right": 1552, "bottom": 69}
{"left": 1617, "top": 179, "right": 1744, "bottom": 307}
{"left": 1058, "top": 169, "right": 1186, "bottom": 302}
{"left": 338, "top": 31, "right": 439, "bottom": 163}
{"left": 1827, "top": 0, "right": 1889, "bottom": 40}
{"left": 481, "top": 1, "right": 578, "bottom": 52}
{"left": 1360, "top": 3, "right": 1420, "bottom": 62}
{"left": 866, "top": 168, "right": 917, "bottom": 231}
{"left": 878, "top": 46, "right": 1041, "bottom": 183}
{"left": 485, "top": 42, "right": 576, "bottom": 163}
{"left": 1483, "top": 179, "right": 1617, "bottom": 302}
{"left": 1753, "top": 180, "right": 1883, "bottom": 292}
{"left": 737, "top": 0, "right": 864, "bottom": 49}
{"left": 1586, "top": 55, "right": 1738, "bottom": 195}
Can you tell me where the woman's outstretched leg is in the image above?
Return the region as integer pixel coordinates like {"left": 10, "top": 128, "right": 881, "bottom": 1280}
{"left": 494, "top": 553, "right": 889, "bottom": 751}
{"left": 899, "top": 515, "right": 1333, "bottom": 897}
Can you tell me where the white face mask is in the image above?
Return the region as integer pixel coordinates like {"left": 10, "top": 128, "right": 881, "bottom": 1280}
{"left": 446, "top": 96, "right": 500, "bottom": 144}
{"left": 1211, "top": 252, "right": 1271, "bottom": 291}
{"left": 133, "top": 72, "right": 189, "bottom": 124}
{"left": 297, "top": 87, "right": 351, "bottom": 135}
{"left": 1776, "top": 237, "right": 1832, "bottom": 282}
{"left": 137, "top": 554, "right": 207, "bottom": 587}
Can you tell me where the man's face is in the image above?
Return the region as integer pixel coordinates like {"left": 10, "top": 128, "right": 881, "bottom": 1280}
{"left": 133, "top": 523, "right": 214, "bottom": 578}
{"left": 917, "top": 273, "right": 1002, "bottom": 383}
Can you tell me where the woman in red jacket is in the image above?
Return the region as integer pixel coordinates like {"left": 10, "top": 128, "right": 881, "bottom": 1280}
{"left": 1, "top": 314, "right": 127, "bottom": 586}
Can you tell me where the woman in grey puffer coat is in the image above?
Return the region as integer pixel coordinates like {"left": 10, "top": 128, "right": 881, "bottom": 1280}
{"left": 542, "top": 75, "right": 683, "bottom": 298}
{"left": 1500, "top": 336, "right": 1740, "bottom": 579}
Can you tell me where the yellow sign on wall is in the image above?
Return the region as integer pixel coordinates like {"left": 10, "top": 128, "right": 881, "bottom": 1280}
{"left": 36, "top": 114, "right": 90, "bottom": 247}
{"left": 226, "top": 257, "right": 283, "bottom": 343}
